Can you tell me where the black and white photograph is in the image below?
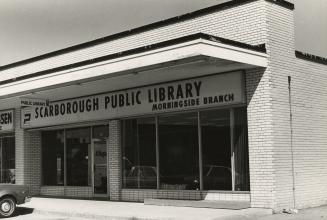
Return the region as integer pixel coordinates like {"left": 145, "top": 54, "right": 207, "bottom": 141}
{"left": 0, "top": 0, "right": 326, "bottom": 219}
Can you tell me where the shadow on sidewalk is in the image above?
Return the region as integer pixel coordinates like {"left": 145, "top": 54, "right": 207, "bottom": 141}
{"left": 13, "top": 207, "right": 34, "bottom": 217}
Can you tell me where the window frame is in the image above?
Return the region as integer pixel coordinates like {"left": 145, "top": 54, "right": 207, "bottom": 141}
{"left": 41, "top": 124, "right": 109, "bottom": 187}
{"left": 0, "top": 134, "right": 15, "bottom": 184}
{"left": 121, "top": 105, "right": 249, "bottom": 192}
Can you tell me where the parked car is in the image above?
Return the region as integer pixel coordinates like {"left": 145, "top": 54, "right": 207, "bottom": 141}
{"left": 0, "top": 184, "right": 31, "bottom": 217}
{"left": 203, "top": 165, "right": 233, "bottom": 190}
{"left": 184, "top": 165, "right": 236, "bottom": 190}
{"left": 124, "top": 166, "right": 157, "bottom": 189}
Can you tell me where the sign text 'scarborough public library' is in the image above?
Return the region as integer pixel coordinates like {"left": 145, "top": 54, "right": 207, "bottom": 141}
{"left": 22, "top": 72, "right": 244, "bottom": 128}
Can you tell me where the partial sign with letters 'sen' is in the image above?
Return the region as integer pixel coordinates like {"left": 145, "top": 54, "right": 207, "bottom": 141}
{"left": 0, "top": 110, "right": 14, "bottom": 132}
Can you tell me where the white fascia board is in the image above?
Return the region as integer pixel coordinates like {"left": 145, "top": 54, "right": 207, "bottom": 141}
{"left": 0, "top": 39, "right": 267, "bottom": 98}
{"left": 198, "top": 39, "right": 268, "bottom": 67}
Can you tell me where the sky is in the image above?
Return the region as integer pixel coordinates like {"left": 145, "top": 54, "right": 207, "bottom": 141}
{"left": 0, "top": 0, "right": 326, "bottom": 66}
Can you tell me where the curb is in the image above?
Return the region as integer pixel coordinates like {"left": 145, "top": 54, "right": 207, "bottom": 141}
{"left": 32, "top": 209, "right": 173, "bottom": 220}
{"left": 30, "top": 208, "right": 272, "bottom": 220}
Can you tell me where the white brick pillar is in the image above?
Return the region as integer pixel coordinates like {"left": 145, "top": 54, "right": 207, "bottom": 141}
{"left": 265, "top": 1, "right": 296, "bottom": 211}
{"left": 245, "top": 68, "right": 275, "bottom": 209}
{"left": 15, "top": 108, "right": 41, "bottom": 195}
{"left": 108, "top": 120, "right": 122, "bottom": 200}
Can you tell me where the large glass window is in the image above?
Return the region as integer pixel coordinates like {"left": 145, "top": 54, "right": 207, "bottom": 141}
{"left": 121, "top": 107, "right": 250, "bottom": 191}
{"left": 201, "top": 109, "right": 231, "bottom": 190}
{"left": 233, "top": 107, "right": 250, "bottom": 191}
{"left": 159, "top": 112, "right": 198, "bottom": 190}
{"left": 0, "top": 136, "right": 15, "bottom": 184}
{"left": 66, "top": 127, "right": 91, "bottom": 186}
{"left": 122, "top": 118, "right": 156, "bottom": 189}
{"left": 42, "top": 130, "right": 64, "bottom": 185}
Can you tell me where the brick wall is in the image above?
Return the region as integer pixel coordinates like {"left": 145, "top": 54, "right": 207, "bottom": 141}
{"left": 265, "top": 1, "right": 296, "bottom": 211}
{"left": 108, "top": 120, "right": 122, "bottom": 200}
{"left": 291, "top": 58, "right": 327, "bottom": 209}
{"left": 40, "top": 186, "right": 93, "bottom": 198}
{"left": 15, "top": 108, "right": 41, "bottom": 195}
{"left": 262, "top": 1, "right": 327, "bottom": 211}
{"left": 121, "top": 190, "right": 250, "bottom": 202}
{"left": 245, "top": 67, "right": 274, "bottom": 209}
{"left": 243, "top": 1, "right": 297, "bottom": 211}
{"left": 244, "top": 1, "right": 299, "bottom": 211}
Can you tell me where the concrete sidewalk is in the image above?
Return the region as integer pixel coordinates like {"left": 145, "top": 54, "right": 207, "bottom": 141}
{"left": 20, "top": 197, "right": 273, "bottom": 220}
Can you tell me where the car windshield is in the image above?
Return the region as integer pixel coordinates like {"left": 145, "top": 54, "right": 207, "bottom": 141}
{"left": 129, "top": 167, "right": 156, "bottom": 177}
{"left": 142, "top": 167, "right": 156, "bottom": 177}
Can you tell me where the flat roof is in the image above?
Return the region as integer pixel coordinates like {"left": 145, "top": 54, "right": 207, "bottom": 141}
{"left": 295, "top": 51, "right": 327, "bottom": 65}
{"left": 0, "top": 33, "right": 266, "bottom": 86}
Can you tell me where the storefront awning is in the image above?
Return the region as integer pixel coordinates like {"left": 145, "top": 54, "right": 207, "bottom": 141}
{"left": 0, "top": 33, "right": 267, "bottom": 109}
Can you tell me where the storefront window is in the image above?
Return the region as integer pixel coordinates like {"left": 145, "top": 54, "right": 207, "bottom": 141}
{"left": 0, "top": 136, "right": 15, "bottom": 184}
{"left": 42, "top": 130, "right": 64, "bottom": 185}
{"left": 159, "top": 112, "right": 199, "bottom": 190}
{"left": 201, "top": 109, "right": 231, "bottom": 190}
{"left": 233, "top": 107, "right": 250, "bottom": 191}
{"left": 121, "top": 107, "right": 250, "bottom": 191}
{"left": 66, "top": 127, "right": 91, "bottom": 186}
{"left": 122, "top": 118, "right": 157, "bottom": 189}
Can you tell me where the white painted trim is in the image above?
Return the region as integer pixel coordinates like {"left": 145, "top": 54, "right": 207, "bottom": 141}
{"left": 0, "top": 39, "right": 267, "bottom": 98}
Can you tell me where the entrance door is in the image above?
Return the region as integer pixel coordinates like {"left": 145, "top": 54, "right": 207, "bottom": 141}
{"left": 0, "top": 136, "right": 15, "bottom": 184}
{"left": 92, "top": 139, "right": 108, "bottom": 196}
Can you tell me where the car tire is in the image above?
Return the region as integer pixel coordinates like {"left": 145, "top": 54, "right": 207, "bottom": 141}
{"left": 0, "top": 197, "right": 16, "bottom": 218}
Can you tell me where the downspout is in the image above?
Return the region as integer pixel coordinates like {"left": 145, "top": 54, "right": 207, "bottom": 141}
{"left": 288, "top": 76, "right": 297, "bottom": 211}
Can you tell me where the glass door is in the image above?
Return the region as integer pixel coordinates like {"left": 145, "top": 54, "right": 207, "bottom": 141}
{"left": 92, "top": 139, "right": 108, "bottom": 196}
{"left": 0, "top": 136, "right": 15, "bottom": 184}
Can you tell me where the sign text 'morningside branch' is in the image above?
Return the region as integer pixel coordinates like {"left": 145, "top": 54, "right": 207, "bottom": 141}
{"left": 21, "top": 72, "right": 245, "bottom": 128}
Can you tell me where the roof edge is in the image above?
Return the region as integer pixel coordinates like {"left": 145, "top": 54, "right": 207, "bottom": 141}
{"left": 0, "top": 33, "right": 266, "bottom": 86}
{"left": 295, "top": 51, "right": 327, "bottom": 65}
{"left": 265, "top": 0, "right": 294, "bottom": 10}
{"left": 0, "top": 0, "right": 289, "bottom": 71}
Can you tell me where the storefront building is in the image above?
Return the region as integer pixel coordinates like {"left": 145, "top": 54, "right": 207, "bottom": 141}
{"left": 1, "top": 0, "right": 327, "bottom": 212}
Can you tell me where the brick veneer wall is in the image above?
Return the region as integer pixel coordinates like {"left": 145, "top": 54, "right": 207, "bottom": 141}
{"left": 121, "top": 190, "right": 250, "bottom": 202}
{"left": 242, "top": 1, "right": 298, "bottom": 211}
{"left": 40, "top": 186, "right": 93, "bottom": 198}
{"left": 261, "top": 1, "right": 327, "bottom": 211}
{"left": 290, "top": 58, "right": 327, "bottom": 209}
{"left": 245, "top": 67, "right": 274, "bottom": 209}
{"left": 265, "top": 1, "right": 296, "bottom": 211}
{"left": 15, "top": 108, "right": 41, "bottom": 195}
{"left": 108, "top": 120, "right": 122, "bottom": 200}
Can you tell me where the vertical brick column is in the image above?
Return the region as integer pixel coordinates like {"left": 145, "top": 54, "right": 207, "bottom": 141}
{"left": 15, "top": 108, "right": 41, "bottom": 195}
{"left": 245, "top": 68, "right": 275, "bottom": 209}
{"left": 15, "top": 109, "right": 25, "bottom": 186}
{"left": 108, "top": 120, "right": 122, "bottom": 200}
{"left": 246, "top": 1, "right": 297, "bottom": 211}
{"left": 265, "top": 1, "right": 296, "bottom": 211}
